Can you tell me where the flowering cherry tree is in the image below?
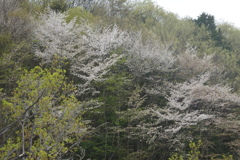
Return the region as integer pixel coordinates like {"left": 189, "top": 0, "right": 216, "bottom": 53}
{"left": 33, "top": 11, "right": 81, "bottom": 62}
{"left": 129, "top": 72, "right": 240, "bottom": 147}
{"left": 121, "top": 43, "right": 240, "bottom": 154}
{"left": 176, "top": 45, "right": 214, "bottom": 80}
{"left": 70, "top": 24, "right": 130, "bottom": 95}
{"left": 126, "top": 33, "right": 175, "bottom": 78}
{"left": 34, "top": 11, "right": 130, "bottom": 95}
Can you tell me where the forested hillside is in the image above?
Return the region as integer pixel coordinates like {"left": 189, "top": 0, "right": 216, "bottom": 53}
{"left": 0, "top": 0, "right": 239, "bottom": 159}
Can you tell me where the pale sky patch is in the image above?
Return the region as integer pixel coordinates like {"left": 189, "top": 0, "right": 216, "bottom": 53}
{"left": 153, "top": 0, "right": 240, "bottom": 28}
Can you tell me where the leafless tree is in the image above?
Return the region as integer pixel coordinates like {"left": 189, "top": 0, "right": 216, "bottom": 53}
{"left": 0, "top": 0, "right": 32, "bottom": 41}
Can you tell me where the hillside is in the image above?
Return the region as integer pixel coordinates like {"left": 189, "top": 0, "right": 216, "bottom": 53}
{"left": 0, "top": 0, "right": 239, "bottom": 159}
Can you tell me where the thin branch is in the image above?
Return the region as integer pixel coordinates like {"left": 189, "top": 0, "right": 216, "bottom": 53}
{"left": 0, "top": 91, "right": 45, "bottom": 135}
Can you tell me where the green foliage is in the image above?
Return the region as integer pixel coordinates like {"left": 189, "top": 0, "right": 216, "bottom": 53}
{"left": 50, "top": 0, "right": 68, "bottom": 13}
{"left": 222, "top": 155, "right": 233, "bottom": 160}
{"left": 194, "top": 12, "right": 231, "bottom": 50}
{"left": 0, "top": 138, "right": 21, "bottom": 160}
{"left": 0, "top": 66, "right": 86, "bottom": 159}
{"left": 1, "top": 0, "right": 240, "bottom": 159}
{"left": 30, "top": 0, "right": 69, "bottom": 12}
{"left": 0, "top": 33, "right": 13, "bottom": 56}
{"left": 81, "top": 62, "right": 134, "bottom": 159}
{"left": 219, "top": 23, "right": 240, "bottom": 52}
{"left": 30, "top": 0, "right": 50, "bottom": 11}
{"left": 66, "top": 7, "right": 96, "bottom": 24}
{"left": 169, "top": 140, "right": 234, "bottom": 160}
{"left": 0, "top": 44, "right": 35, "bottom": 94}
{"left": 195, "top": 13, "right": 217, "bottom": 33}
{"left": 169, "top": 153, "right": 184, "bottom": 160}
{"left": 0, "top": 0, "right": 36, "bottom": 93}
{"left": 188, "top": 140, "right": 202, "bottom": 160}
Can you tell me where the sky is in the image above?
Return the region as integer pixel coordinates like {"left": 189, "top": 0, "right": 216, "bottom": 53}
{"left": 153, "top": 0, "right": 240, "bottom": 28}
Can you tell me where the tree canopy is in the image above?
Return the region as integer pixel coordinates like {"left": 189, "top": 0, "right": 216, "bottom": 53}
{"left": 0, "top": 0, "right": 240, "bottom": 159}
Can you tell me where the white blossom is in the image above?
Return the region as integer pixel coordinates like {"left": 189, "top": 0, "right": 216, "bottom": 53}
{"left": 129, "top": 71, "right": 240, "bottom": 144}
{"left": 126, "top": 33, "right": 175, "bottom": 77}
{"left": 80, "top": 24, "right": 130, "bottom": 56}
{"left": 33, "top": 11, "right": 81, "bottom": 62}
{"left": 70, "top": 24, "right": 130, "bottom": 95}
{"left": 33, "top": 12, "right": 131, "bottom": 95}
{"left": 167, "top": 73, "right": 240, "bottom": 110}
{"left": 71, "top": 53, "right": 123, "bottom": 95}
{"left": 176, "top": 45, "right": 214, "bottom": 80}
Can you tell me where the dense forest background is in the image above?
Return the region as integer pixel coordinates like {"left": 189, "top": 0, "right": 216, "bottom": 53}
{"left": 0, "top": 0, "right": 240, "bottom": 159}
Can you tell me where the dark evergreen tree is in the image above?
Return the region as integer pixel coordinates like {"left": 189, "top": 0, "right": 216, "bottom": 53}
{"left": 50, "top": 0, "right": 68, "bottom": 13}
{"left": 195, "top": 13, "right": 216, "bottom": 32}
{"left": 194, "top": 12, "right": 232, "bottom": 50}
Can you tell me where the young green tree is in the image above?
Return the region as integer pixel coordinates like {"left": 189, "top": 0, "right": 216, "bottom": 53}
{"left": 169, "top": 140, "right": 234, "bottom": 160}
{"left": 0, "top": 66, "right": 87, "bottom": 159}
